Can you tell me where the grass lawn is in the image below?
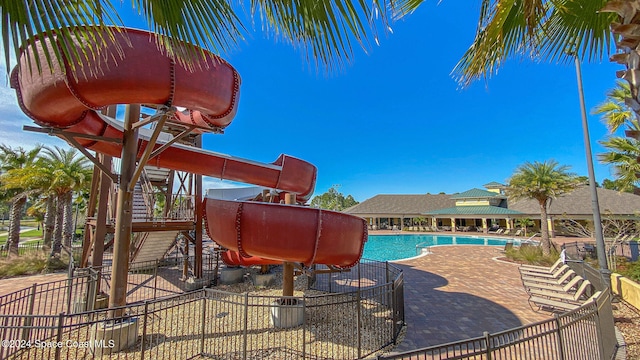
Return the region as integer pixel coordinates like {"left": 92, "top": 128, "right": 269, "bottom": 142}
{"left": 0, "top": 229, "right": 44, "bottom": 244}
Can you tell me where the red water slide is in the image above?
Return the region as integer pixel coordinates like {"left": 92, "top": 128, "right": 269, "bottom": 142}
{"left": 205, "top": 198, "right": 367, "bottom": 268}
{"left": 11, "top": 27, "right": 367, "bottom": 268}
{"left": 11, "top": 27, "right": 316, "bottom": 201}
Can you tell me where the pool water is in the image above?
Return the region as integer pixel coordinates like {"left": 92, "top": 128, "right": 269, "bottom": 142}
{"left": 362, "top": 234, "right": 518, "bottom": 262}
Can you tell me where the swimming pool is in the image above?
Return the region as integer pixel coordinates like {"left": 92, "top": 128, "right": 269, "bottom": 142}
{"left": 362, "top": 234, "right": 519, "bottom": 262}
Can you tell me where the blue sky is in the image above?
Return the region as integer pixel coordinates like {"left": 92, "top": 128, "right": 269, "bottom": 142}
{"left": 0, "top": 2, "right": 624, "bottom": 202}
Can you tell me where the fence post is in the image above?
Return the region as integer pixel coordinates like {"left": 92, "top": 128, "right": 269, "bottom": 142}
{"left": 385, "top": 261, "right": 390, "bottom": 284}
{"left": 302, "top": 294, "right": 307, "bottom": 359}
{"left": 593, "top": 298, "right": 606, "bottom": 360}
{"left": 54, "top": 313, "right": 64, "bottom": 360}
{"left": 484, "top": 331, "right": 492, "bottom": 360}
{"left": 153, "top": 259, "right": 159, "bottom": 300}
{"left": 554, "top": 314, "right": 565, "bottom": 360}
{"left": 200, "top": 291, "right": 206, "bottom": 355}
{"left": 243, "top": 293, "right": 249, "bottom": 360}
{"left": 66, "top": 273, "right": 73, "bottom": 314}
{"left": 21, "top": 284, "right": 37, "bottom": 341}
{"left": 87, "top": 271, "right": 97, "bottom": 313}
{"left": 1, "top": 315, "right": 9, "bottom": 359}
{"left": 357, "top": 263, "right": 362, "bottom": 360}
{"left": 141, "top": 301, "right": 149, "bottom": 359}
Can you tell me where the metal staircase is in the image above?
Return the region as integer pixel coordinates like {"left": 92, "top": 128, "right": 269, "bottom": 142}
{"left": 130, "top": 231, "right": 179, "bottom": 265}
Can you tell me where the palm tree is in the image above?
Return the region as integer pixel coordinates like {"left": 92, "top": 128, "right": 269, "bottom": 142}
{"left": 2, "top": 1, "right": 425, "bottom": 77}
{"left": 507, "top": 160, "right": 580, "bottom": 256}
{"left": 593, "top": 81, "right": 640, "bottom": 194}
{"left": 515, "top": 217, "right": 534, "bottom": 237}
{"left": 593, "top": 81, "right": 637, "bottom": 134}
{"left": 0, "top": 145, "right": 42, "bottom": 256}
{"left": 598, "top": 137, "right": 640, "bottom": 194}
{"left": 453, "top": 0, "right": 615, "bottom": 86}
{"left": 40, "top": 146, "right": 92, "bottom": 258}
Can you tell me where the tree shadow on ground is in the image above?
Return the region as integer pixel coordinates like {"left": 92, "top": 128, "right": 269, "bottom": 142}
{"left": 392, "top": 263, "right": 526, "bottom": 352}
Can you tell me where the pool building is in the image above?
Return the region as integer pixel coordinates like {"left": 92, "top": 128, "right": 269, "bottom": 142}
{"left": 345, "top": 182, "right": 640, "bottom": 237}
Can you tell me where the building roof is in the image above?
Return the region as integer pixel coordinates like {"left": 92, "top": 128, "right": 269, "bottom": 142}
{"left": 451, "top": 188, "right": 506, "bottom": 199}
{"left": 508, "top": 186, "right": 640, "bottom": 217}
{"left": 483, "top": 181, "right": 505, "bottom": 188}
{"left": 425, "top": 206, "right": 523, "bottom": 216}
{"left": 345, "top": 186, "right": 640, "bottom": 219}
{"left": 345, "top": 194, "right": 454, "bottom": 216}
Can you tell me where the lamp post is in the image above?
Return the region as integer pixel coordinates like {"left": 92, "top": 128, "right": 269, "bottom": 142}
{"left": 573, "top": 55, "right": 610, "bottom": 288}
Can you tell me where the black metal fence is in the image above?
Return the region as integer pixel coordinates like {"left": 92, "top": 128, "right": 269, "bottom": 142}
{"left": 0, "top": 258, "right": 404, "bottom": 360}
{"left": 0, "top": 268, "right": 98, "bottom": 316}
{"left": 0, "top": 242, "right": 44, "bottom": 258}
{"left": 94, "top": 253, "right": 220, "bottom": 304}
{"left": 562, "top": 240, "right": 639, "bottom": 262}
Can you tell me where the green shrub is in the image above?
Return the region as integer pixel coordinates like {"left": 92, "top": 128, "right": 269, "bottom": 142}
{"left": 0, "top": 253, "right": 69, "bottom": 278}
{"left": 505, "top": 245, "right": 559, "bottom": 266}
{"left": 617, "top": 259, "right": 640, "bottom": 283}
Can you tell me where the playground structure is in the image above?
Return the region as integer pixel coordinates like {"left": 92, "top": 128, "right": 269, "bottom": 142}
{"left": 11, "top": 26, "right": 368, "bottom": 318}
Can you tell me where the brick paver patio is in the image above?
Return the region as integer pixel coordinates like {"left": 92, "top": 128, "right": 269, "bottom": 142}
{"left": 391, "top": 245, "right": 549, "bottom": 352}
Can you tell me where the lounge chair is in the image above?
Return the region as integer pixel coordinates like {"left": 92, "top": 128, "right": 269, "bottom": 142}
{"left": 488, "top": 226, "right": 500, "bottom": 234}
{"left": 521, "top": 268, "right": 576, "bottom": 286}
{"left": 519, "top": 257, "right": 564, "bottom": 274}
{"left": 529, "top": 279, "right": 592, "bottom": 302}
{"left": 529, "top": 291, "right": 601, "bottom": 313}
{"left": 514, "top": 229, "right": 522, "bottom": 236}
{"left": 502, "top": 229, "right": 511, "bottom": 235}
{"left": 520, "top": 264, "right": 571, "bottom": 282}
{"left": 495, "top": 228, "right": 504, "bottom": 234}
{"left": 524, "top": 275, "right": 586, "bottom": 295}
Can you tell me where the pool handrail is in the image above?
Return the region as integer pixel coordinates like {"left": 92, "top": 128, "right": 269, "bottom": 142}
{"left": 415, "top": 242, "right": 431, "bottom": 255}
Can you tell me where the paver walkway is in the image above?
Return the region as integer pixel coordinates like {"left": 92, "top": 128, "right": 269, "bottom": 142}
{"left": 391, "top": 245, "right": 549, "bottom": 352}
{"left": 0, "top": 272, "right": 67, "bottom": 296}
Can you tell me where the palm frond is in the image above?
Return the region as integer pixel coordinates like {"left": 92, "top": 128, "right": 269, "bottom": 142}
{"left": 598, "top": 136, "right": 640, "bottom": 189}
{"left": 4, "top": 0, "right": 428, "bottom": 76}
{"left": 454, "top": 0, "right": 615, "bottom": 87}
{"left": 593, "top": 80, "right": 639, "bottom": 133}
{"left": 249, "top": 0, "right": 425, "bottom": 71}
{"left": 3, "top": 0, "right": 123, "bottom": 76}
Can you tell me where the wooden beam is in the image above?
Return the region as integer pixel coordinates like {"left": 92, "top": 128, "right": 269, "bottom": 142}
{"left": 194, "top": 135, "right": 203, "bottom": 279}
{"left": 91, "top": 155, "right": 113, "bottom": 274}
{"left": 282, "top": 193, "right": 296, "bottom": 298}
{"left": 57, "top": 133, "right": 117, "bottom": 183}
{"left": 128, "top": 110, "right": 170, "bottom": 192}
{"left": 81, "top": 159, "right": 102, "bottom": 267}
{"left": 23, "top": 125, "right": 122, "bottom": 144}
{"left": 132, "top": 106, "right": 175, "bottom": 130}
{"left": 148, "top": 125, "right": 197, "bottom": 161}
{"left": 109, "top": 104, "right": 140, "bottom": 318}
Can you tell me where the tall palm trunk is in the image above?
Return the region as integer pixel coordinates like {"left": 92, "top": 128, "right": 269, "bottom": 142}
{"left": 43, "top": 196, "right": 55, "bottom": 249}
{"left": 50, "top": 193, "right": 64, "bottom": 258}
{"left": 62, "top": 192, "right": 73, "bottom": 247}
{"left": 7, "top": 196, "right": 26, "bottom": 257}
{"left": 538, "top": 200, "right": 551, "bottom": 256}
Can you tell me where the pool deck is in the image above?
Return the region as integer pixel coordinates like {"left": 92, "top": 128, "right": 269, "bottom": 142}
{"left": 0, "top": 233, "right": 584, "bottom": 353}
{"left": 371, "top": 231, "right": 585, "bottom": 351}
{"left": 391, "top": 245, "right": 549, "bottom": 351}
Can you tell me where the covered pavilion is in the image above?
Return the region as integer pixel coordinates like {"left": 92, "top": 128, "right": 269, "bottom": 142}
{"left": 345, "top": 182, "right": 640, "bottom": 236}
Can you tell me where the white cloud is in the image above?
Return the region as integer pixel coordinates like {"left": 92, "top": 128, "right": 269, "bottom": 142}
{"left": 0, "top": 62, "right": 67, "bottom": 150}
{"left": 202, "top": 177, "right": 252, "bottom": 190}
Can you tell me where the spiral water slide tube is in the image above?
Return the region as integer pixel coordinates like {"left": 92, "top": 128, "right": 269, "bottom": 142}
{"left": 12, "top": 27, "right": 367, "bottom": 268}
